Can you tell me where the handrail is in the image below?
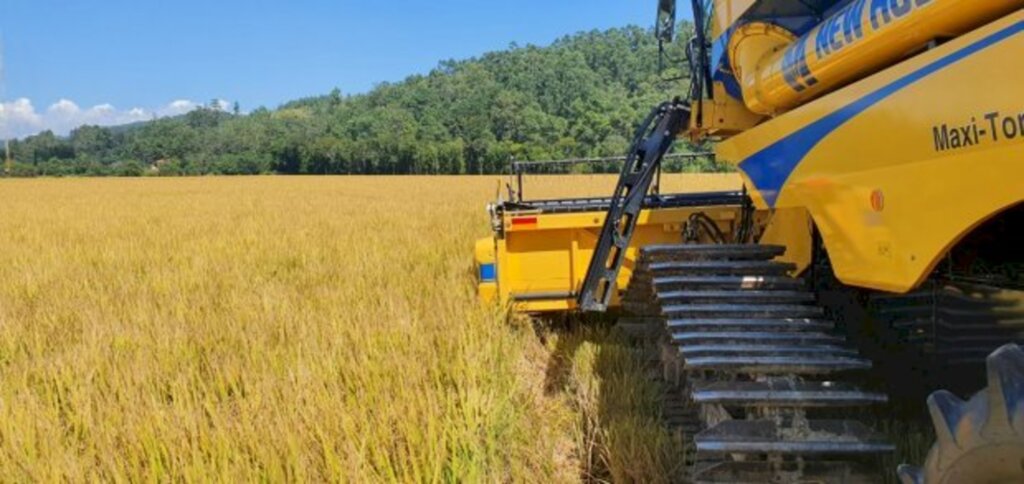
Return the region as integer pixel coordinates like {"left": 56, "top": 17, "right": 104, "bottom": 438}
{"left": 510, "top": 152, "right": 713, "bottom": 171}
{"left": 508, "top": 152, "right": 715, "bottom": 202}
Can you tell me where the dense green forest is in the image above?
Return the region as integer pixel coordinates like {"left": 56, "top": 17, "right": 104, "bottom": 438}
{"left": 6, "top": 23, "right": 715, "bottom": 177}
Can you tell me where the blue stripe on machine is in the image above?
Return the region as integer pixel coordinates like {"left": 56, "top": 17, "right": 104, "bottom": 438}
{"left": 739, "top": 21, "right": 1024, "bottom": 207}
{"left": 479, "top": 263, "right": 496, "bottom": 282}
{"left": 711, "top": 30, "right": 730, "bottom": 74}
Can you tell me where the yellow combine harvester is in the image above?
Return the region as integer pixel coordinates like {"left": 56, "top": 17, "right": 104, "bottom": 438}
{"left": 476, "top": 0, "right": 1024, "bottom": 482}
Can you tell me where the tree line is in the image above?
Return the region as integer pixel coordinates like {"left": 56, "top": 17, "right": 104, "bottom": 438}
{"left": 5, "top": 22, "right": 725, "bottom": 177}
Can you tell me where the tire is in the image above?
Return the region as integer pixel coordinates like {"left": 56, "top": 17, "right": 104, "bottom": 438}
{"left": 898, "top": 344, "right": 1024, "bottom": 484}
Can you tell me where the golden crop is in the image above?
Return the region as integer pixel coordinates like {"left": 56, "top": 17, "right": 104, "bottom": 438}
{"left": 0, "top": 174, "right": 739, "bottom": 482}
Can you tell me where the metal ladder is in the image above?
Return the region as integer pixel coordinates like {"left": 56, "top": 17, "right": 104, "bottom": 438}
{"left": 577, "top": 100, "right": 690, "bottom": 312}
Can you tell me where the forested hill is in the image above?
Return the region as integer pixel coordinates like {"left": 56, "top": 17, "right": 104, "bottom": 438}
{"left": 8, "top": 23, "right": 700, "bottom": 177}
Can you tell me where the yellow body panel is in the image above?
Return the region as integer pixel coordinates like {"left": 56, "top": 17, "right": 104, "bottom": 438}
{"left": 757, "top": 207, "right": 814, "bottom": 275}
{"left": 711, "top": 0, "right": 757, "bottom": 40}
{"left": 478, "top": 205, "right": 741, "bottom": 313}
{"left": 686, "top": 82, "right": 767, "bottom": 141}
{"left": 718, "top": 12, "right": 1024, "bottom": 292}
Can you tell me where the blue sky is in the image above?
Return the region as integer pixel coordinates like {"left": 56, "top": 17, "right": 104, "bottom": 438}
{"left": 2, "top": 0, "right": 673, "bottom": 138}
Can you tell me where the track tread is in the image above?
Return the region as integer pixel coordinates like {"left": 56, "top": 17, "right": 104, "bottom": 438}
{"left": 653, "top": 275, "right": 806, "bottom": 290}
{"left": 666, "top": 318, "right": 834, "bottom": 332}
{"left": 621, "top": 243, "right": 891, "bottom": 483}
{"left": 649, "top": 260, "right": 798, "bottom": 275}
{"left": 691, "top": 380, "right": 888, "bottom": 407}
{"left": 657, "top": 290, "right": 817, "bottom": 304}
{"left": 695, "top": 419, "right": 894, "bottom": 455}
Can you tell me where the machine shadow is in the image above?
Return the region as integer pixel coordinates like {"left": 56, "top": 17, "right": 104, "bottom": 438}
{"left": 535, "top": 313, "right": 687, "bottom": 483}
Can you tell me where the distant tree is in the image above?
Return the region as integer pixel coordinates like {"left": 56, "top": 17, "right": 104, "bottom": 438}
{"left": 71, "top": 125, "right": 115, "bottom": 162}
{"left": 9, "top": 21, "right": 714, "bottom": 177}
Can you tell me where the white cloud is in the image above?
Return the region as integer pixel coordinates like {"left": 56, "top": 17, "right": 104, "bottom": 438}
{"left": 0, "top": 98, "right": 44, "bottom": 138}
{"left": 48, "top": 98, "right": 80, "bottom": 116}
{"left": 158, "top": 99, "right": 200, "bottom": 117}
{"left": 0, "top": 97, "right": 231, "bottom": 139}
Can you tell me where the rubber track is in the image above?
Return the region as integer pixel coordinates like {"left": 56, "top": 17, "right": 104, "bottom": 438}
{"left": 622, "top": 244, "right": 891, "bottom": 483}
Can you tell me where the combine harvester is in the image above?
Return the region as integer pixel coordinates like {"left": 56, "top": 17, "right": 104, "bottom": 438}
{"left": 476, "top": 0, "right": 1024, "bottom": 482}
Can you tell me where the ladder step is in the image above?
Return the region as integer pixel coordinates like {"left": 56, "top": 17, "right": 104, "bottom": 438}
{"left": 691, "top": 381, "right": 888, "bottom": 407}
{"left": 891, "top": 319, "right": 1024, "bottom": 334}
{"left": 648, "top": 260, "right": 797, "bottom": 276}
{"left": 936, "top": 343, "right": 1024, "bottom": 359}
{"left": 695, "top": 419, "right": 894, "bottom": 455}
{"left": 934, "top": 335, "right": 1024, "bottom": 346}
{"left": 658, "top": 290, "right": 816, "bottom": 304}
{"left": 694, "top": 461, "right": 881, "bottom": 484}
{"left": 873, "top": 290, "right": 1020, "bottom": 311}
{"left": 680, "top": 344, "right": 858, "bottom": 358}
{"left": 670, "top": 332, "right": 843, "bottom": 345}
{"left": 875, "top": 306, "right": 1023, "bottom": 322}
{"left": 667, "top": 318, "right": 834, "bottom": 332}
{"left": 663, "top": 304, "right": 824, "bottom": 319}
{"left": 641, "top": 244, "right": 786, "bottom": 261}
{"left": 685, "top": 355, "right": 872, "bottom": 374}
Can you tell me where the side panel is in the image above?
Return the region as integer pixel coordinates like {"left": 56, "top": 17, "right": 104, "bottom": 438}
{"left": 494, "top": 206, "right": 740, "bottom": 313}
{"left": 717, "top": 13, "right": 1024, "bottom": 293}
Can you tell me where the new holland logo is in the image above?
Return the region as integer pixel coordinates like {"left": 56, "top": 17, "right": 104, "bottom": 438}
{"left": 782, "top": 0, "right": 936, "bottom": 93}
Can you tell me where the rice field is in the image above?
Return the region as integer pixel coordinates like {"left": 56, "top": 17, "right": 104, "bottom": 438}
{"left": 0, "top": 174, "right": 740, "bottom": 482}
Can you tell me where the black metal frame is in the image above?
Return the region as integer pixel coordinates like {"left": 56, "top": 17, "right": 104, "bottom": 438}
{"left": 576, "top": 100, "right": 691, "bottom": 312}
{"left": 687, "top": 0, "right": 714, "bottom": 130}
{"left": 498, "top": 190, "right": 746, "bottom": 215}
